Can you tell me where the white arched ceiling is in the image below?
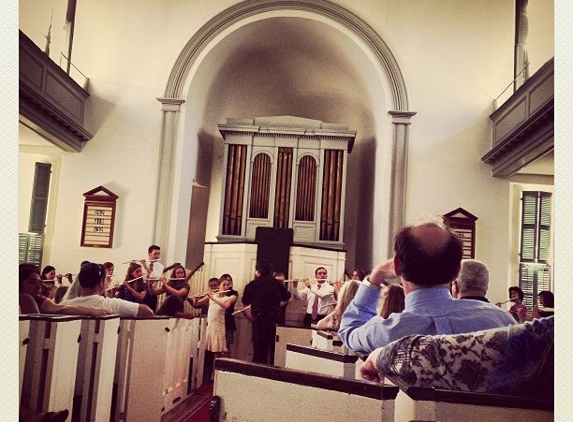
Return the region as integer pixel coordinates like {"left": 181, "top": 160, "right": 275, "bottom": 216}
{"left": 156, "top": 0, "right": 413, "bottom": 268}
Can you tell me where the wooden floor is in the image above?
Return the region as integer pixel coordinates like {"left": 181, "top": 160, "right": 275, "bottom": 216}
{"left": 161, "top": 382, "right": 213, "bottom": 422}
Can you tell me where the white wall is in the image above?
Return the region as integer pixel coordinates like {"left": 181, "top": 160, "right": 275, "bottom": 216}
{"left": 18, "top": 0, "right": 554, "bottom": 294}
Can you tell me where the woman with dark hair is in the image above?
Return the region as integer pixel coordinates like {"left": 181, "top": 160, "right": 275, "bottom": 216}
{"left": 530, "top": 290, "right": 554, "bottom": 319}
{"left": 508, "top": 286, "right": 527, "bottom": 323}
{"left": 40, "top": 265, "right": 73, "bottom": 299}
{"left": 148, "top": 264, "right": 190, "bottom": 299}
{"left": 117, "top": 263, "right": 148, "bottom": 304}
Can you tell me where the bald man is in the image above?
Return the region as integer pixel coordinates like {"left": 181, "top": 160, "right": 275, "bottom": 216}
{"left": 338, "top": 221, "right": 516, "bottom": 354}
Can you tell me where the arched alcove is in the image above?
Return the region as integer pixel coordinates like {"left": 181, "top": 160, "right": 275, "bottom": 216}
{"left": 156, "top": 0, "right": 414, "bottom": 269}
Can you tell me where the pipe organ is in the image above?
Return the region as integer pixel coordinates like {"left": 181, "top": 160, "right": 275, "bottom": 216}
{"left": 218, "top": 116, "right": 356, "bottom": 249}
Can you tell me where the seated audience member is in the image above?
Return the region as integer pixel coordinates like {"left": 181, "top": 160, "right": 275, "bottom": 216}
{"left": 451, "top": 259, "right": 490, "bottom": 302}
{"left": 19, "top": 263, "right": 105, "bottom": 316}
{"left": 350, "top": 268, "right": 367, "bottom": 281}
{"left": 315, "top": 280, "right": 360, "bottom": 331}
{"left": 360, "top": 316, "right": 554, "bottom": 399}
{"left": 61, "top": 262, "right": 154, "bottom": 317}
{"left": 530, "top": 290, "right": 554, "bottom": 320}
{"left": 61, "top": 260, "right": 90, "bottom": 302}
{"left": 117, "top": 263, "right": 148, "bottom": 303}
{"left": 497, "top": 286, "right": 528, "bottom": 323}
{"left": 338, "top": 221, "right": 517, "bottom": 354}
{"left": 377, "top": 284, "right": 405, "bottom": 319}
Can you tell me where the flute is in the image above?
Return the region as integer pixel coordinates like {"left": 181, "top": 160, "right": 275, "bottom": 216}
{"left": 284, "top": 279, "right": 341, "bottom": 284}
{"left": 232, "top": 305, "right": 252, "bottom": 316}
{"left": 124, "top": 275, "right": 144, "bottom": 283}
{"left": 498, "top": 298, "right": 513, "bottom": 304}
{"left": 122, "top": 259, "right": 162, "bottom": 264}
{"left": 190, "top": 289, "right": 231, "bottom": 299}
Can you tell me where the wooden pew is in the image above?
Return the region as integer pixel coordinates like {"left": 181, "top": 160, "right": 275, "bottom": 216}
{"left": 311, "top": 329, "right": 345, "bottom": 351}
{"left": 73, "top": 315, "right": 120, "bottom": 422}
{"left": 274, "top": 324, "right": 314, "bottom": 367}
{"left": 112, "top": 316, "right": 170, "bottom": 422}
{"left": 213, "top": 358, "right": 399, "bottom": 422}
{"left": 162, "top": 317, "right": 204, "bottom": 414}
{"left": 389, "top": 377, "right": 554, "bottom": 422}
{"left": 19, "top": 316, "right": 31, "bottom": 401}
{"left": 20, "top": 314, "right": 83, "bottom": 415}
{"left": 285, "top": 343, "right": 358, "bottom": 379}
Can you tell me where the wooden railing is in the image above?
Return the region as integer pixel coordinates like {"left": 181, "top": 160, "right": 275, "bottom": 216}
{"left": 20, "top": 314, "right": 205, "bottom": 422}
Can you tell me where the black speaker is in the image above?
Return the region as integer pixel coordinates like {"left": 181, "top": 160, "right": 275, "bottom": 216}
{"left": 255, "top": 227, "right": 293, "bottom": 276}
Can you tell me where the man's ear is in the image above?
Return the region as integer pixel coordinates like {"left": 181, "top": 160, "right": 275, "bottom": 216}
{"left": 451, "top": 280, "right": 459, "bottom": 297}
{"left": 393, "top": 255, "right": 402, "bottom": 276}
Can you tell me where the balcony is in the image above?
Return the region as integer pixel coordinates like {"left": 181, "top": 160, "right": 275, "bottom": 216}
{"left": 19, "top": 30, "right": 93, "bottom": 152}
{"left": 481, "top": 58, "right": 554, "bottom": 177}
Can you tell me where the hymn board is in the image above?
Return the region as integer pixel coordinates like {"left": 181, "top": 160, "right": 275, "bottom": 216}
{"left": 80, "top": 186, "right": 118, "bottom": 248}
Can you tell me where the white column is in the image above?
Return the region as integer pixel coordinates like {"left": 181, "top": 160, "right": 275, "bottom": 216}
{"left": 388, "top": 110, "right": 416, "bottom": 253}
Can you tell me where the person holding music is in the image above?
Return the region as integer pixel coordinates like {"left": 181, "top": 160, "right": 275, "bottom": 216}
{"left": 290, "top": 266, "right": 335, "bottom": 327}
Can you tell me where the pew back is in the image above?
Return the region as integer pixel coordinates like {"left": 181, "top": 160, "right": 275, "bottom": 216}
{"left": 285, "top": 343, "right": 358, "bottom": 379}
{"left": 274, "top": 324, "right": 313, "bottom": 367}
{"left": 20, "top": 314, "right": 82, "bottom": 415}
{"left": 392, "top": 380, "right": 554, "bottom": 422}
{"left": 113, "top": 317, "right": 169, "bottom": 422}
{"left": 213, "top": 358, "right": 398, "bottom": 422}
{"left": 74, "top": 315, "right": 120, "bottom": 422}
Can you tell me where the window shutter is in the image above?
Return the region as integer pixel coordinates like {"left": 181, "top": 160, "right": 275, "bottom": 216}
{"left": 18, "top": 232, "right": 44, "bottom": 265}
{"left": 518, "top": 190, "right": 552, "bottom": 309}
{"left": 28, "top": 162, "right": 52, "bottom": 233}
{"left": 18, "top": 233, "right": 29, "bottom": 263}
{"left": 519, "top": 192, "right": 537, "bottom": 262}
{"left": 538, "top": 192, "right": 552, "bottom": 262}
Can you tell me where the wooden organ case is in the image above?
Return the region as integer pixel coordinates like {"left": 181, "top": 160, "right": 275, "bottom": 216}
{"left": 217, "top": 116, "right": 356, "bottom": 249}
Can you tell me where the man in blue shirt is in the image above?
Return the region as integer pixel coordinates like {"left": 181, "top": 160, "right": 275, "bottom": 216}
{"left": 338, "top": 221, "right": 516, "bottom": 354}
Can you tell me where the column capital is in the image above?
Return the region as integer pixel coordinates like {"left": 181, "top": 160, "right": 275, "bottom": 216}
{"left": 388, "top": 110, "right": 417, "bottom": 124}
{"left": 157, "top": 97, "right": 185, "bottom": 112}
